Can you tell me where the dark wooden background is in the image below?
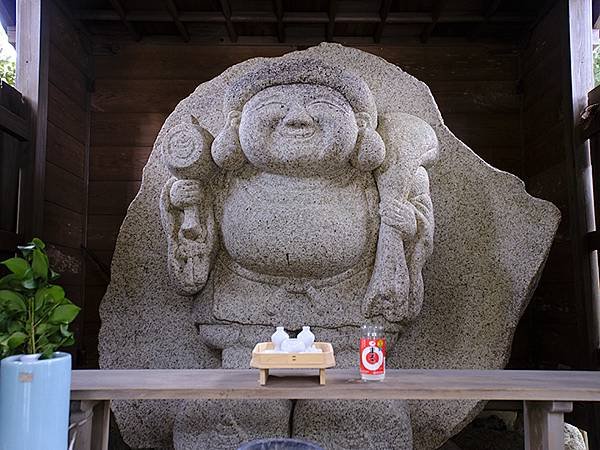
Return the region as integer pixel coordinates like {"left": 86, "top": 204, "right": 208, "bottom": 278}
{"left": 32, "top": 0, "right": 595, "bottom": 438}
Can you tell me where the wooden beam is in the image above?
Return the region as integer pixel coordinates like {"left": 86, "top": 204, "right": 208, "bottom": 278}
{"left": 71, "top": 368, "right": 600, "bottom": 401}
{"left": 470, "top": 0, "right": 503, "bottom": 39}
{"left": 16, "top": 0, "right": 49, "bottom": 238}
{"left": 420, "top": 0, "right": 446, "bottom": 43}
{"left": 563, "top": 5, "right": 600, "bottom": 447}
{"left": 219, "top": 0, "right": 237, "bottom": 42}
{"left": 562, "top": 0, "right": 599, "bottom": 363}
{"left": 73, "top": 9, "right": 535, "bottom": 25}
{"left": 162, "top": 0, "right": 190, "bottom": 42}
{"left": 108, "top": 0, "right": 141, "bottom": 41}
{"left": 53, "top": 0, "right": 94, "bottom": 56}
{"left": 374, "top": 0, "right": 392, "bottom": 43}
{"left": 327, "top": 0, "right": 336, "bottom": 41}
{"left": 273, "top": 0, "right": 284, "bottom": 43}
{"left": 0, "top": 103, "right": 30, "bottom": 141}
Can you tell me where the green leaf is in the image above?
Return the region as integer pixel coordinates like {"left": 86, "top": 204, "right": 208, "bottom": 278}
{"left": 49, "top": 269, "right": 60, "bottom": 282}
{"left": 46, "top": 285, "right": 65, "bottom": 302}
{"left": 0, "top": 274, "right": 18, "bottom": 289}
{"left": 2, "top": 258, "right": 29, "bottom": 278}
{"left": 6, "top": 331, "right": 26, "bottom": 349}
{"left": 40, "top": 345, "right": 54, "bottom": 359}
{"left": 61, "top": 336, "right": 74, "bottom": 347}
{"left": 0, "top": 290, "right": 26, "bottom": 312}
{"left": 34, "top": 288, "right": 46, "bottom": 311}
{"left": 32, "top": 248, "right": 48, "bottom": 280}
{"left": 48, "top": 304, "right": 80, "bottom": 324}
{"left": 35, "top": 323, "right": 57, "bottom": 336}
{"left": 21, "top": 278, "right": 37, "bottom": 290}
{"left": 7, "top": 320, "right": 24, "bottom": 334}
{"left": 31, "top": 238, "right": 46, "bottom": 250}
{"left": 59, "top": 323, "right": 70, "bottom": 337}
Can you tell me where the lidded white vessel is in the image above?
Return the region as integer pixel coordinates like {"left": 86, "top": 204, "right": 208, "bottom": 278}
{"left": 298, "top": 326, "right": 315, "bottom": 349}
{"left": 271, "top": 326, "right": 289, "bottom": 351}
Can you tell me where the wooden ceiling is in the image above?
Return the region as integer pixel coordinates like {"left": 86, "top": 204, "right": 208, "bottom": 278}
{"left": 70, "top": 0, "right": 553, "bottom": 45}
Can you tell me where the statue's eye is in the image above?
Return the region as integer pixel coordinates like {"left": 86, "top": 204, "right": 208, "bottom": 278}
{"left": 254, "top": 101, "right": 287, "bottom": 112}
{"left": 307, "top": 100, "right": 345, "bottom": 112}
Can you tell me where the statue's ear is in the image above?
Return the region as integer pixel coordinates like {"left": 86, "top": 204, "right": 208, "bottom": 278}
{"left": 351, "top": 112, "right": 386, "bottom": 172}
{"left": 211, "top": 110, "right": 247, "bottom": 169}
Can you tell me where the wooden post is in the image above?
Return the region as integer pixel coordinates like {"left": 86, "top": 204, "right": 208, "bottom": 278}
{"left": 319, "top": 368, "right": 326, "bottom": 385}
{"left": 259, "top": 369, "right": 268, "bottom": 386}
{"left": 73, "top": 400, "right": 97, "bottom": 450}
{"left": 84, "top": 400, "right": 110, "bottom": 450}
{"left": 16, "top": 0, "right": 49, "bottom": 238}
{"left": 524, "top": 401, "right": 572, "bottom": 450}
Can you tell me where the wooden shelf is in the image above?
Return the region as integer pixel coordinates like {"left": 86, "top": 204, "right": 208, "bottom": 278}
{"left": 71, "top": 368, "right": 600, "bottom": 402}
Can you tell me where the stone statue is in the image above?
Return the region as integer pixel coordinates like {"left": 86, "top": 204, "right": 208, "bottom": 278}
{"left": 99, "top": 44, "right": 560, "bottom": 450}
{"left": 158, "top": 58, "right": 437, "bottom": 449}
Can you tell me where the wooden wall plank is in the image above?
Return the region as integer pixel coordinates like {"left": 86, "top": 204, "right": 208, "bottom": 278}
{"left": 46, "top": 121, "right": 85, "bottom": 178}
{"left": 48, "top": 0, "right": 90, "bottom": 79}
{"left": 43, "top": 201, "right": 83, "bottom": 249}
{"left": 87, "top": 215, "right": 122, "bottom": 251}
{"left": 85, "top": 249, "right": 113, "bottom": 287}
{"left": 444, "top": 112, "right": 521, "bottom": 148}
{"left": 88, "top": 181, "right": 141, "bottom": 215}
{"left": 94, "top": 44, "right": 519, "bottom": 81}
{"left": 94, "top": 46, "right": 297, "bottom": 80}
{"left": 89, "top": 146, "right": 151, "bottom": 181}
{"left": 45, "top": 161, "right": 85, "bottom": 214}
{"left": 360, "top": 45, "right": 519, "bottom": 82}
{"left": 91, "top": 112, "right": 167, "bottom": 147}
{"left": 48, "top": 82, "right": 87, "bottom": 144}
{"left": 49, "top": 42, "right": 88, "bottom": 106}
{"left": 92, "top": 79, "right": 198, "bottom": 113}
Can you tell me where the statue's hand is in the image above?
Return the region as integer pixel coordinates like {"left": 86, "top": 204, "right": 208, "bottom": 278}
{"left": 170, "top": 180, "right": 204, "bottom": 208}
{"left": 170, "top": 180, "right": 206, "bottom": 241}
{"left": 363, "top": 222, "right": 418, "bottom": 323}
{"left": 379, "top": 200, "right": 417, "bottom": 238}
{"left": 160, "top": 177, "right": 217, "bottom": 295}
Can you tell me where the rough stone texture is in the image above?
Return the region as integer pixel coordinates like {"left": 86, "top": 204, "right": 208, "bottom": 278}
{"left": 99, "top": 43, "right": 560, "bottom": 450}
{"left": 451, "top": 416, "right": 587, "bottom": 450}
{"left": 564, "top": 423, "right": 587, "bottom": 450}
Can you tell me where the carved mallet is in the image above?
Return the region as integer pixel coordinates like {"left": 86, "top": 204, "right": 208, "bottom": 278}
{"left": 161, "top": 118, "right": 217, "bottom": 240}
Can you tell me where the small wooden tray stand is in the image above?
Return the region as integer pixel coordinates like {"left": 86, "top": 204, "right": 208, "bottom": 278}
{"left": 250, "top": 342, "right": 336, "bottom": 386}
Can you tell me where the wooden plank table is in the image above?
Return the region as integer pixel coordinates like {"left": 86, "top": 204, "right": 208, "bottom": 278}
{"left": 71, "top": 368, "right": 600, "bottom": 450}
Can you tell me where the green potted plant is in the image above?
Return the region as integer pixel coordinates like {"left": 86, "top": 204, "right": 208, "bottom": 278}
{"left": 0, "top": 238, "right": 80, "bottom": 450}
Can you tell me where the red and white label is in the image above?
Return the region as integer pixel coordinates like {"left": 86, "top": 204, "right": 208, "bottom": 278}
{"left": 359, "top": 337, "right": 386, "bottom": 375}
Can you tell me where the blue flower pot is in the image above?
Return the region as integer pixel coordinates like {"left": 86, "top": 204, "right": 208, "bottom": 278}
{"left": 0, "top": 352, "right": 71, "bottom": 450}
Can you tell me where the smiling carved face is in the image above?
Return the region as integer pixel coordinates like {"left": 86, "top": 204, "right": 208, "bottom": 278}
{"left": 239, "top": 84, "right": 359, "bottom": 176}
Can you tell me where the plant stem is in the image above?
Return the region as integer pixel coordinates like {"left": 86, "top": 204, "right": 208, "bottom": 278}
{"left": 29, "top": 296, "right": 36, "bottom": 354}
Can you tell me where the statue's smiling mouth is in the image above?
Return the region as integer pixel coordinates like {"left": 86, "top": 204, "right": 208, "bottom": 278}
{"left": 277, "top": 127, "right": 316, "bottom": 139}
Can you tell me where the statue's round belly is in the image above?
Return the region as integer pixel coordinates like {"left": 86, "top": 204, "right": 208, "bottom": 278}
{"left": 220, "top": 176, "right": 376, "bottom": 279}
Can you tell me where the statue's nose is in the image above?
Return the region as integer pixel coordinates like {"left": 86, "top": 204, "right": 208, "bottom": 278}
{"left": 282, "top": 105, "right": 314, "bottom": 128}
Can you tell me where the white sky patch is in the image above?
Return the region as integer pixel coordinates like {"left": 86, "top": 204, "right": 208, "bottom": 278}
{"left": 0, "top": 25, "right": 15, "bottom": 62}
